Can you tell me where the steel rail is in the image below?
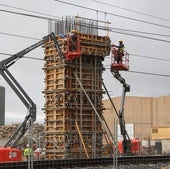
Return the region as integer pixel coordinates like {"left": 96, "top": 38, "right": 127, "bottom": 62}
{"left": 0, "top": 155, "right": 170, "bottom": 169}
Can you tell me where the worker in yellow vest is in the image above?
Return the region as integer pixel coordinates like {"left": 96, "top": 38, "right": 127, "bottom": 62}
{"left": 24, "top": 144, "right": 33, "bottom": 161}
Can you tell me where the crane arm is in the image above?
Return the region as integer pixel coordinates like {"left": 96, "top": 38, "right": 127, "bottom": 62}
{"left": 0, "top": 32, "right": 62, "bottom": 147}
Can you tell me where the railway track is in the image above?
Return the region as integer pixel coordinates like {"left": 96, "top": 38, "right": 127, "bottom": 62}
{"left": 0, "top": 155, "right": 170, "bottom": 169}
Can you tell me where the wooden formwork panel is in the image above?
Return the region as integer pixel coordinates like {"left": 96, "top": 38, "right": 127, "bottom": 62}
{"left": 45, "top": 132, "right": 103, "bottom": 159}
{"left": 45, "top": 110, "right": 103, "bottom": 131}
{"left": 78, "top": 33, "right": 110, "bottom": 42}
{"left": 43, "top": 33, "right": 110, "bottom": 159}
{"left": 44, "top": 92, "right": 103, "bottom": 109}
{"left": 44, "top": 68, "right": 65, "bottom": 91}
{"left": 43, "top": 33, "right": 110, "bottom": 58}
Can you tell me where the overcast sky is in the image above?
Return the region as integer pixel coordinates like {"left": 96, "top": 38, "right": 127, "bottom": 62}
{"left": 0, "top": 0, "right": 170, "bottom": 123}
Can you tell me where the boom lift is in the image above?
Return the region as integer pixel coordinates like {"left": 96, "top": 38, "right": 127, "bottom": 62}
{"left": 111, "top": 71, "right": 132, "bottom": 155}
{"left": 0, "top": 32, "right": 63, "bottom": 162}
{"left": 110, "top": 44, "right": 131, "bottom": 154}
{"left": 110, "top": 46, "right": 140, "bottom": 155}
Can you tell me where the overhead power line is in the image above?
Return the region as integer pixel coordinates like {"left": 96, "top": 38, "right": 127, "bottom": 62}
{"left": 0, "top": 15, "right": 170, "bottom": 43}
{"left": 0, "top": 52, "right": 44, "bottom": 61}
{"left": 0, "top": 49, "right": 169, "bottom": 64}
{"left": 54, "top": 0, "right": 170, "bottom": 29}
{"left": 91, "top": 0, "right": 170, "bottom": 22}
{"left": 1, "top": 7, "right": 170, "bottom": 43}
{"left": 0, "top": 9, "right": 60, "bottom": 21}
{"left": 2, "top": 2, "right": 170, "bottom": 32}
{"left": 0, "top": 31, "right": 40, "bottom": 41}
{"left": 72, "top": 22, "right": 170, "bottom": 43}
{"left": 1, "top": 30, "right": 170, "bottom": 62}
{"left": 130, "top": 54, "right": 170, "bottom": 62}
{"left": 111, "top": 27, "right": 170, "bottom": 38}
{"left": 109, "top": 29, "right": 170, "bottom": 43}
{"left": 128, "top": 70, "right": 170, "bottom": 78}
{"left": 0, "top": 3, "right": 61, "bottom": 19}
{"left": 1, "top": 52, "right": 170, "bottom": 78}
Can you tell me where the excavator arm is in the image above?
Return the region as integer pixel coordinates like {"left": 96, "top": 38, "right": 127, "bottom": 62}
{"left": 0, "top": 32, "right": 63, "bottom": 147}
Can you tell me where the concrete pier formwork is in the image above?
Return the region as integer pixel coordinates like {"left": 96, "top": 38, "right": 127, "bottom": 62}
{"left": 43, "top": 32, "right": 111, "bottom": 159}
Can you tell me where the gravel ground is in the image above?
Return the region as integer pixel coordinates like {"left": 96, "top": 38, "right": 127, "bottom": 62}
{"left": 69, "top": 163, "right": 170, "bottom": 169}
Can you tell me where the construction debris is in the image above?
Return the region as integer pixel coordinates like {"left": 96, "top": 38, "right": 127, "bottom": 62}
{"left": 0, "top": 123, "right": 45, "bottom": 148}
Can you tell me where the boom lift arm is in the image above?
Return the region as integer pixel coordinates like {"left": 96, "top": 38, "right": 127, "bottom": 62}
{"left": 112, "top": 71, "right": 131, "bottom": 154}
{"left": 0, "top": 32, "right": 63, "bottom": 148}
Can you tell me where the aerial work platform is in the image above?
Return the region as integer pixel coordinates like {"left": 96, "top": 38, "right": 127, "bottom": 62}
{"left": 110, "top": 47, "right": 129, "bottom": 72}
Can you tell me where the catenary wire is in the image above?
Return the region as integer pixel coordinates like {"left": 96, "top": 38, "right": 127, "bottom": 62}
{"left": 1, "top": 52, "right": 170, "bottom": 78}
{"left": 0, "top": 31, "right": 169, "bottom": 62}
{"left": 0, "top": 52, "right": 44, "bottom": 61}
{"left": 0, "top": 3, "right": 61, "bottom": 19}
{"left": 0, "top": 0, "right": 170, "bottom": 34}
{"left": 128, "top": 70, "right": 170, "bottom": 77}
{"left": 91, "top": 0, "right": 170, "bottom": 22}
{"left": 0, "top": 30, "right": 170, "bottom": 62}
{"left": 54, "top": 0, "right": 170, "bottom": 29}
{"left": 0, "top": 6, "right": 169, "bottom": 73}
{"left": 130, "top": 54, "right": 170, "bottom": 62}
{"left": 0, "top": 21, "right": 170, "bottom": 43}
{"left": 111, "top": 27, "right": 170, "bottom": 38}
{"left": 110, "top": 29, "right": 170, "bottom": 43}
{"left": 0, "top": 9, "right": 61, "bottom": 21}
{"left": 0, "top": 31, "right": 40, "bottom": 41}
{"left": 1, "top": 8, "right": 170, "bottom": 42}
{"left": 104, "top": 67, "right": 170, "bottom": 78}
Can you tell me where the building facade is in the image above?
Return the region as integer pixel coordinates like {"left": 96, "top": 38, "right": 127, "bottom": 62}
{"left": 103, "top": 95, "right": 170, "bottom": 140}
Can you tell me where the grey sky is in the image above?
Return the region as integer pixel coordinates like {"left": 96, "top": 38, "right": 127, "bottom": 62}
{"left": 0, "top": 0, "right": 170, "bottom": 123}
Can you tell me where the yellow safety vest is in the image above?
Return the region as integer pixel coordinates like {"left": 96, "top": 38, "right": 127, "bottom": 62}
{"left": 24, "top": 148, "right": 32, "bottom": 157}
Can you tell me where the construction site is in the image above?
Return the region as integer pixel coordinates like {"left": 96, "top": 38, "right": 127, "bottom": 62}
{"left": 0, "top": 10, "right": 170, "bottom": 169}
{"left": 0, "top": 16, "right": 116, "bottom": 162}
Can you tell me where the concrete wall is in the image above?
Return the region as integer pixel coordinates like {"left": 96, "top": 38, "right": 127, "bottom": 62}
{"left": 103, "top": 95, "right": 170, "bottom": 140}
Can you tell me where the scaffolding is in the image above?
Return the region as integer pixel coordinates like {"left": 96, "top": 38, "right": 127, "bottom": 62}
{"left": 43, "top": 17, "right": 111, "bottom": 159}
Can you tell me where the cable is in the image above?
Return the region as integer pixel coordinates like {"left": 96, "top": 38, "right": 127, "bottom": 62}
{"left": 104, "top": 67, "right": 170, "bottom": 78}
{"left": 130, "top": 54, "right": 170, "bottom": 62}
{"left": 54, "top": 0, "right": 170, "bottom": 29}
{"left": 1, "top": 18, "right": 170, "bottom": 44}
{"left": 0, "top": 52, "right": 44, "bottom": 61}
{"left": 73, "top": 22, "right": 170, "bottom": 43}
{"left": 0, "top": 31, "right": 40, "bottom": 41}
{"left": 0, "top": 3, "right": 61, "bottom": 19}
{"left": 111, "top": 27, "right": 170, "bottom": 38}
{"left": 1, "top": 8, "right": 170, "bottom": 43}
{"left": 128, "top": 70, "right": 170, "bottom": 78}
{"left": 1, "top": 2, "right": 170, "bottom": 39}
{"left": 109, "top": 29, "right": 170, "bottom": 43}
{"left": 91, "top": 0, "right": 170, "bottom": 22}
{"left": 1, "top": 52, "right": 170, "bottom": 78}
{"left": 3, "top": 2, "right": 170, "bottom": 33}
{"left": 0, "top": 9, "right": 61, "bottom": 21}
{"left": 0, "top": 0, "right": 170, "bottom": 28}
